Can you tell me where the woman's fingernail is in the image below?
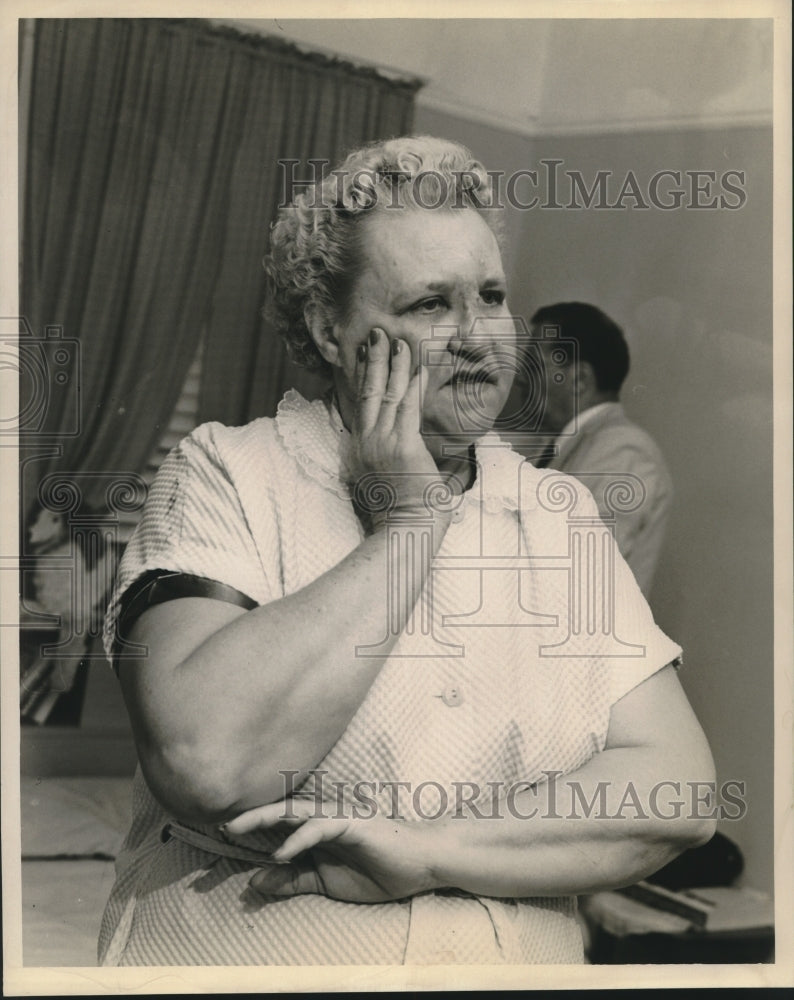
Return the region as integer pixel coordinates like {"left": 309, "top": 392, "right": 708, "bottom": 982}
{"left": 250, "top": 868, "right": 290, "bottom": 894}
{"left": 391, "top": 338, "right": 402, "bottom": 355}
{"left": 357, "top": 343, "right": 367, "bottom": 362}
{"left": 369, "top": 328, "right": 380, "bottom": 346}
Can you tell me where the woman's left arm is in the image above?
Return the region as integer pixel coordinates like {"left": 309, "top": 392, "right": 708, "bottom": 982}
{"left": 230, "top": 664, "right": 717, "bottom": 901}
{"left": 419, "top": 662, "right": 717, "bottom": 897}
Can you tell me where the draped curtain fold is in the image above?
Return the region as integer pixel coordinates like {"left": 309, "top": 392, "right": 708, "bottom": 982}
{"left": 21, "top": 18, "right": 418, "bottom": 520}
{"left": 197, "top": 29, "right": 417, "bottom": 426}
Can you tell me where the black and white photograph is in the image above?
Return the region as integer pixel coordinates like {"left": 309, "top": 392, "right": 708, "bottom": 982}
{"left": 2, "top": 1, "right": 792, "bottom": 993}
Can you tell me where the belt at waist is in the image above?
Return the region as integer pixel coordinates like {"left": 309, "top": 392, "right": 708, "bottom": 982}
{"left": 161, "top": 821, "right": 290, "bottom": 866}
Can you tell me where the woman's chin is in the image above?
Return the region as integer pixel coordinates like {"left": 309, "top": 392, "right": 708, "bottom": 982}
{"left": 421, "top": 397, "right": 504, "bottom": 453}
{"left": 422, "top": 422, "right": 494, "bottom": 460}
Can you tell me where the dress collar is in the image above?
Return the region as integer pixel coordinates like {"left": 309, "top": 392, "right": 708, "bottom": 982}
{"left": 274, "top": 389, "right": 353, "bottom": 500}
{"left": 274, "top": 389, "right": 530, "bottom": 512}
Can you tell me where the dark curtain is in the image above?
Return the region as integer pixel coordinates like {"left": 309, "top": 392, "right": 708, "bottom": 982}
{"left": 21, "top": 19, "right": 419, "bottom": 519}
{"left": 22, "top": 20, "right": 239, "bottom": 512}
{"left": 197, "top": 25, "right": 418, "bottom": 426}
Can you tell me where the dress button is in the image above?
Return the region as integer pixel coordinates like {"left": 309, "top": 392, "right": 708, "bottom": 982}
{"left": 441, "top": 685, "right": 464, "bottom": 708}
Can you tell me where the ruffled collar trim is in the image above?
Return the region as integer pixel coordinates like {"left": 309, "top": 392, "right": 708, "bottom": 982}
{"left": 274, "top": 388, "right": 533, "bottom": 512}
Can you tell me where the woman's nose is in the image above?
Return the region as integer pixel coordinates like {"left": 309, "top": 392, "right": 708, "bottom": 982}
{"left": 447, "top": 299, "right": 478, "bottom": 347}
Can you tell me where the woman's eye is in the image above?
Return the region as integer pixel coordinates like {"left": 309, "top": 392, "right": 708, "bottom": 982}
{"left": 481, "top": 289, "right": 506, "bottom": 306}
{"left": 413, "top": 297, "right": 446, "bottom": 313}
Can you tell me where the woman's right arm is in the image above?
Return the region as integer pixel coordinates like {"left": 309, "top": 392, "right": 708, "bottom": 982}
{"left": 119, "top": 330, "right": 447, "bottom": 826}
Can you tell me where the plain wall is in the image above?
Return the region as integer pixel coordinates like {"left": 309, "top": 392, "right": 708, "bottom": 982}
{"left": 416, "top": 107, "right": 775, "bottom": 896}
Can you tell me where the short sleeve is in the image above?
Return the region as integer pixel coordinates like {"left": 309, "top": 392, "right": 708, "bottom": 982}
{"left": 103, "top": 423, "right": 274, "bottom": 659}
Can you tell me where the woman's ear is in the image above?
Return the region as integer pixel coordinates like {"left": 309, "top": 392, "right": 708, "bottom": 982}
{"left": 304, "top": 303, "right": 341, "bottom": 367}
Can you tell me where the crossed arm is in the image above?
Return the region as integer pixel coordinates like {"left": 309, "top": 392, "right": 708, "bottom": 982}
{"left": 223, "top": 662, "right": 716, "bottom": 902}
{"left": 121, "top": 575, "right": 715, "bottom": 903}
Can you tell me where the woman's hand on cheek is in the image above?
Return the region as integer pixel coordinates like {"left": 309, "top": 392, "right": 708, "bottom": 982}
{"left": 225, "top": 799, "right": 440, "bottom": 903}
{"left": 350, "top": 327, "right": 450, "bottom": 529}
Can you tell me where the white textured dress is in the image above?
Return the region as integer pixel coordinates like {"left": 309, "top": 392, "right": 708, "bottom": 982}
{"left": 99, "top": 390, "right": 681, "bottom": 966}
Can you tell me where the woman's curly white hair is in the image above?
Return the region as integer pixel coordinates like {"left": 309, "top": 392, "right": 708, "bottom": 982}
{"left": 263, "top": 135, "right": 503, "bottom": 373}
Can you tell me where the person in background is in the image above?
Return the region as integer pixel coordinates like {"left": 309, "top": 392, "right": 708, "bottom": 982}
{"left": 528, "top": 302, "right": 673, "bottom": 597}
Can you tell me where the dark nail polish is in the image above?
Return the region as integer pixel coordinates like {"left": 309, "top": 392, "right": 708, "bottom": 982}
{"left": 369, "top": 329, "right": 380, "bottom": 346}
{"left": 357, "top": 343, "right": 367, "bottom": 362}
{"left": 391, "top": 339, "right": 402, "bottom": 355}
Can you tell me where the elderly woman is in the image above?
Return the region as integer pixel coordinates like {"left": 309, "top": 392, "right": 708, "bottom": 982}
{"left": 100, "top": 136, "right": 715, "bottom": 966}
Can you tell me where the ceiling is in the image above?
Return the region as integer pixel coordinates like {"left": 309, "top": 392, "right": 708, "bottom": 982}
{"left": 217, "top": 18, "right": 774, "bottom": 135}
